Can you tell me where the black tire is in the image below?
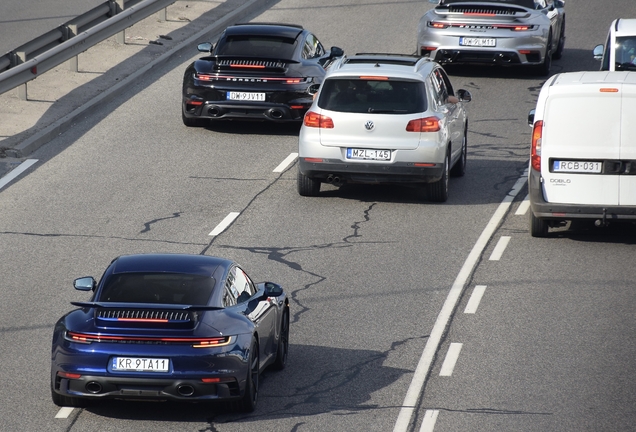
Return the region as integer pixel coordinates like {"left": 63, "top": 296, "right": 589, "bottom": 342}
{"left": 297, "top": 170, "right": 320, "bottom": 196}
{"left": 240, "top": 338, "right": 259, "bottom": 413}
{"left": 51, "top": 380, "right": 88, "bottom": 408}
{"left": 553, "top": 20, "right": 565, "bottom": 60}
{"left": 272, "top": 309, "right": 289, "bottom": 371}
{"left": 427, "top": 153, "right": 449, "bottom": 202}
{"left": 450, "top": 132, "right": 467, "bottom": 178}
{"left": 535, "top": 34, "right": 553, "bottom": 76}
{"left": 182, "top": 109, "right": 206, "bottom": 127}
{"left": 529, "top": 212, "right": 549, "bottom": 238}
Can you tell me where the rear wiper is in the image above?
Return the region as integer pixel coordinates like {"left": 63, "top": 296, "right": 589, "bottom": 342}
{"left": 368, "top": 108, "right": 409, "bottom": 113}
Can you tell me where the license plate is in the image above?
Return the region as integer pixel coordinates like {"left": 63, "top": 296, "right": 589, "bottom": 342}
{"left": 112, "top": 357, "right": 170, "bottom": 372}
{"left": 459, "top": 37, "right": 496, "bottom": 47}
{"left": 346, "top": 148, "right": 391, "bottom": 161}
{"left": 553, "top": 160, "right": 602, "bottom": 173}
{"left": 227, "top": 91, "right": 265, "bottom": 101}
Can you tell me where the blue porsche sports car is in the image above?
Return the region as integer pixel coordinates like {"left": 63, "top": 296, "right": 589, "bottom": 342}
{"left": 50, "top": 254, "right": 289, "bottom": 412}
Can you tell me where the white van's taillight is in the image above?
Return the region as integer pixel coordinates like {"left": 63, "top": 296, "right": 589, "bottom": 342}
{"left": 531, "top": 120, "right": 543, "bottom": 171}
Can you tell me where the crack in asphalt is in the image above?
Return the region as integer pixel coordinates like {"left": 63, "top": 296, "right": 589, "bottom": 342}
{"left": 217, "top": 203, "right": 384, "bottom": 324}
{"left": 430, "top": 407, "right": 553, "bottom": 416}
{"left": 0, "top": 230, "right": 206, "bottom": 246}
{"left": 139, "top": 211, "right": 181, "bottom": 233}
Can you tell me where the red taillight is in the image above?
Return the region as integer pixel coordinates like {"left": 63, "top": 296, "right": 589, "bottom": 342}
{"left": 406, "top": 117, "right": 440, "bottom": 132}
{"left": 359, "top": 76, "right": 389, "bottom": 80}
{"left": 429, "top": 22, "right": 448, "bottom": 29}
{"left": 531, "top": 120, "right": 543, "bottom": 171}
{"left": 201, "top": 377, "right": 221, "bottom": 383}
{"left": 58, "top": 371, "right": 82, "bottom": 379}
{"left": 116, "top": 318, "right": 169, "bottom": 323}
{"left": 66, "top": 331, "right": 232, "bottom": 347}
{"left": 513, "top": 25, "right": 531, "bottom": 31}
{"left": 304, "top": 158, "right": 324, "bottom": 163}
{"left": 195, "top": 73, "right": 213, "bottom": 81}
{"left": 303, "top": 111, "right": 334, "bottom": 128}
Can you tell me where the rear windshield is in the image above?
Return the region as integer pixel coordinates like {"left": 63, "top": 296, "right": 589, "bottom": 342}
{"left": 318, "top": 78, "right": 427, "bottom": 114}
{"left": 216, "top": 35, "right": 296, "bottom": 59}
{"left": 98, "top": 273, "right": 216, "bottom": 305}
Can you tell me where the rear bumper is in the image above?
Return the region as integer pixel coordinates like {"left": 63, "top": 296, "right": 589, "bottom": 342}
{"left": 299, "top": 158, "right": 444, "bottom": 184}
{"left": 53, "top": 373, "right": 241, "bottom": 402}
{"left": 183, "top": 101, "right": 309, "bottom": 122}
{"left": 529, "top": 169, "right": 636, "bottom": 220}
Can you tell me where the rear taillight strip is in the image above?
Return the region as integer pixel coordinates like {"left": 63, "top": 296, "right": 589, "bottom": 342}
{"left": 66, "top": 331, "right": 232, "bottom": 347}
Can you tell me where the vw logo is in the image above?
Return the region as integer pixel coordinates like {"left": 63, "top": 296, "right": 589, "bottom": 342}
{"left": 364, "top": 120, "right": 375, "bottom": 131}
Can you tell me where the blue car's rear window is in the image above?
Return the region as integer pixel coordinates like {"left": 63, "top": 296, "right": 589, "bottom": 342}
{"left": 98, "top": 273, "right": 216, "bottom": 305}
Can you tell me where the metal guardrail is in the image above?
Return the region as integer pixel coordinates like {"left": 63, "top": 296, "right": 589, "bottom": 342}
{"left": 0, "top": 0, "right": 175, "bottom": 97}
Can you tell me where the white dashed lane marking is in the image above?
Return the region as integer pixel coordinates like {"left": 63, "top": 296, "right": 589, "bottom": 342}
{"left": 273, "top": 152, "right": 298, "bottom": 173}
{"left": 55, "top": 407, "right": 74, "bottom": 418}
{"left": 419, "top": 410, "right": 440, "bottom": 432}
{"left": 489, "top": 236, "right": 511, "bottom": 261}
{"left": 439, "top": 343, "right": 463, "bottom": 377}
{"left": 208, "top": 212, "right": 240, "bottom": 236}
{"left": 464, "top": 285, "right": 487, "bottom": 314}
{"left": 515, "top": 194, "right": 530, "bottom": 215}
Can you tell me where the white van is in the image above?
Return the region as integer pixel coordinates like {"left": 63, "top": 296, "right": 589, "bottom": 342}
{"left": 527, "top": 71, "right": 636, "bottom": 237}
{"left": 593, "top": 18, "right": 636, "bottom": 71}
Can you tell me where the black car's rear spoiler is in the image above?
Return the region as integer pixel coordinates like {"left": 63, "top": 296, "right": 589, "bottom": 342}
{"left": 71, "top": 301, "right": 223, "bottom": 311}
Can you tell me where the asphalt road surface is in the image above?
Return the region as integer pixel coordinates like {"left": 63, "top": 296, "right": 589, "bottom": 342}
{"left": 1, "top": 1, "right": 636, "bottom": 431}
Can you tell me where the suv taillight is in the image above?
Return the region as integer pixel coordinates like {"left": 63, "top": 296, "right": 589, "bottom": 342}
{"left": 406, "top": 117, "right": 440, "bottom": 132}
{"left": 304, "top": 111, "right": 334, "bottom": 128}
{"left": 531, "top": 120, "right": 543, "bottom": 171}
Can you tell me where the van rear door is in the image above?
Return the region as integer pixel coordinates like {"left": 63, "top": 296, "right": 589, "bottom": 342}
{"left": 620, "top": 82, "right": 636, "bottom": 205}
{"left": 541, "top": 83, "right": 621, "bottom": 205}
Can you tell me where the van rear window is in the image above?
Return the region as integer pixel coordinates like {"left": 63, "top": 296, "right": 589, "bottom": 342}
{"left": 318, "top": 78, "right": 426, "bottom": 114}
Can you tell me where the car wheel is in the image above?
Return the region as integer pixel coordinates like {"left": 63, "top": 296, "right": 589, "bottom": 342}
{"left": 529, "top": 212, "right": 549, "bottom": 238}
{"left": 450, "top": 132, "right": 467, "bottom": 178}
{"left": 427, "top": 152, "right": 449, "bottom": 202}
{"left": 51, "top": 380, "right": 88, "bottom": 408}
{"left": 535, "top": 34, "right": 553, "bottom": 76}
{"left": 240, "top": 338, "right": 259, "bottom": 413}
{"left": 297, "top": 170, "right": 321, "bottom": 196}
{"left": 182, "top": 109, "right": 206, "bottom": 127}
{"left": 553, "top": 20, "right": 565, "bottom": 60}
{"left": 272, "top": 308, "right": 289, "bottom": 371}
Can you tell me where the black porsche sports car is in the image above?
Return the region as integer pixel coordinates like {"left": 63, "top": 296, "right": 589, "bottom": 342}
{"left": 181, "top": 23, "right": 344, "bottom": 125}
{"left": 51, "top": 254, "right": 289, "bottom": 412}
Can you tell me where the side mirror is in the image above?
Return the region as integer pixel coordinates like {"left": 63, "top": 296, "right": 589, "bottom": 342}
{"left": 308, "top": 83, "right": 320, "bottom": 95}
{"left": 457, "top": 89, "right": 472, "bottom": 102}
{"left": 74, "top": 277, "right": 96, "bottom": 291}
{"left": 197, "top": 42, "right": 213, "bottom": 53}
{"left": 593, "top": 44, "right": 604, "bottom": 61}
{"left": 528, "top": 109, "right": 536, "bottom": 127}
{"left": 330, "top": 46, "right": 344, "bottom": 58}
{"left": 264, "top": 282, "right": 284, "bottom": 297}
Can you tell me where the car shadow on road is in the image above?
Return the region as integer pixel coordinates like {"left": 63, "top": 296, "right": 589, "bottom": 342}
{"left": 546, "top": 221, "right": 636, "bottom": 244}
{"left": 80, "top": 343, "right": 412, "bottom": 426}
{"left": 203, "top": 120, "right": 302, "bottom": 136}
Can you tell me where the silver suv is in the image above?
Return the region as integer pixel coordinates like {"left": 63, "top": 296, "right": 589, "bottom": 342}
{"left": 297, "top": 53, "right": 471, "bottom": 202}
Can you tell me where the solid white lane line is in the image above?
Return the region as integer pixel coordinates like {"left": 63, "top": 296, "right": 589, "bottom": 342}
{"left": 439, "top": 343, "right": 463, "bottom": 376}
{"left": 419, "top": 410, "right": 439, "bottom": 432}
{"left": 0, "top": 159, "right": 38, "bottom": 190}
{"left": 55, "top": 407, "right": 74, "bottom": 418}
{"left": 515, "top": 194, "right": 530, "bottom": 215}
{"left": 393, "top": 171, "right": 527, "bottom": 432}
{"left": 489, "top": 236, "right": 511, "bottom": 261}
{"left": 273, "top": 152, "right": 298, "bottom": 173}
{"left": 464, "top": 285, "right": 487, "bottom": 314}
{"left": 208, "top": 212, "right": 240, "bottom": 236}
